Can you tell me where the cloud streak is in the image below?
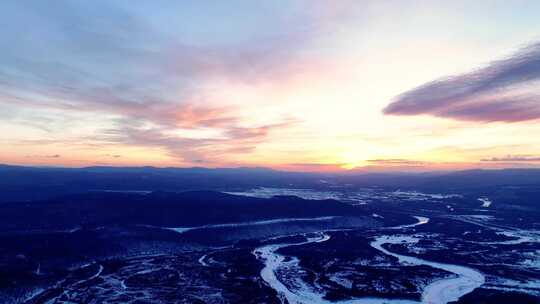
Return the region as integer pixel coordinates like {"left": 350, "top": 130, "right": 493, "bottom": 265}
{"left": 384, "top": 41, "right": 540, "bottom": 122}
{"left": 366, "top": 159, "right": 427, "bottom": 166}
{"left": 481, "top": 155, "right": 540, "bottom": 162}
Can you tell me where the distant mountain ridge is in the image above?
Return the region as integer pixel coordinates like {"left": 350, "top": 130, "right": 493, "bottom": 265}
{"left": 1, "top": 164, "right": 540, "bottom": 202}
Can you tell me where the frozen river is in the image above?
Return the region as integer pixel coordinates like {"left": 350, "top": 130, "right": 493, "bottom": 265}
{"left": 254, "top": 216, "right": 485, "bottom": 304}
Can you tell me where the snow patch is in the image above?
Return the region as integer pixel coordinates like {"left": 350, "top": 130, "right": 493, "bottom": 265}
{"left": 477, "top": 197, "right": 492, "bottom": 208}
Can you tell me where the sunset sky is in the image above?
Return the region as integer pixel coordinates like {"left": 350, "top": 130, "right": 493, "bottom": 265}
{"left": 1, "top": 1, "right": 540, "bottom": 171}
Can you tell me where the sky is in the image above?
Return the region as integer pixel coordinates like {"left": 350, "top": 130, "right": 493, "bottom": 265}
{"left": 1, "top": 1, "right": 540, "bottom": 172}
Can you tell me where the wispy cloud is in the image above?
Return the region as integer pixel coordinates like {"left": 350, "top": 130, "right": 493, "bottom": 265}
{"left": 0, "top": 1, "right": 350, "bottom": 165}
{"left": 384, "top": 41, "right": 540, "bottom": 122}
{"left": 99, "top": 118, "right": 297, "bottom": 165}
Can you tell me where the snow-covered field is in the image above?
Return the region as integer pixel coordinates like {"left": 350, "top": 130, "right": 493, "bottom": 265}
{"left": 227, "top": 187, "right": 461, "bottom": 205}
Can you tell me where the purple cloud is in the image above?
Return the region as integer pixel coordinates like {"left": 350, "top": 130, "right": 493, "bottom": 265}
{"left": 384, "top": 41, "right": 540, "bottom": 122}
